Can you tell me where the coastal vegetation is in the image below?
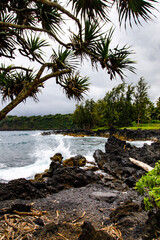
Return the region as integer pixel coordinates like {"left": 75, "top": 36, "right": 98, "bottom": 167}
{"left": 136, "top": 161, "right": 160, "bottom": 211}
{"left": 73, "top": 78, "right": 160, "bottom": 130}
{"left": 0, "top": 113, "right": 73, "bottom": 130}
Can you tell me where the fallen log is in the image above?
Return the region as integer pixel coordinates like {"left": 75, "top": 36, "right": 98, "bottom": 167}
{"left": 129, "top": 158, "right": 153, "bottom": 172}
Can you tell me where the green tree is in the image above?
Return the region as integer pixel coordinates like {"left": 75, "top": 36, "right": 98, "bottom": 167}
{"left": 72, "top": 103, "right": 86, "bottom": 129}
{"left": 0, "top": 0, "right": 157, "bottom": 120}
{"left": 155, "top": 97, "right": 160, "bottom": 120}
{"left": 94, "top": 99, "right": 107, "bottom": 128}
{"left": 72, "top": 99, "right": 96, "bottom": 129}
{"left": 121, "top": 84, "right": 135, "bottom": 126}
{"left": 134, "top": 77, "right": 151, "bottom": 125}
{"left": 102, "top": 83, "right": 135, "bottom": 127}
{"left": 103, "top": 84, "right": 125, "bottom": 127}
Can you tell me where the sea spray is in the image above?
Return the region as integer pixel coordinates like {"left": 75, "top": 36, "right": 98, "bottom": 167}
{"left": 0, "top": 131, "right": 152, "bottom": 182}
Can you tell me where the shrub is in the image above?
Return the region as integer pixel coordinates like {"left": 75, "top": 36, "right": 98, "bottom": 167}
{"left": 135, "top": 161, "right": 160, "bottom": 211}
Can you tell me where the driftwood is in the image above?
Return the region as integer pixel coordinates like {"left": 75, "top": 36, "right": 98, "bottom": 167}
{"left": 129, "top": 158, "right": 153, "bottom": 172}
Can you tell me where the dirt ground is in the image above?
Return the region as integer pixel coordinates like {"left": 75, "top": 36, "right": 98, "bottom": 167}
{"left": 0, "top": 182, "right": 149, "bottom": 240}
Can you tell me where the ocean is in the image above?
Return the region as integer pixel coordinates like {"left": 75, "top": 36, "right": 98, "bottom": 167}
{"left": 0, "top": 131, "right": 152, "bottom": 182}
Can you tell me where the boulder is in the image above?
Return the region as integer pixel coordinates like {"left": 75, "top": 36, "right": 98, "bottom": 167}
{"left": 93, "top": 136, "right": 160, "bottom": 187}
{"left": 63, "top": 155, "right": 86, "bottom": 167}
{"left": 47, "top": 167, "right": 100, "bottom": 188}
{"left": 0, "top": 178, "right": 46, "bottom": 200}
{"left": 142, "top": 210, "right": 160, "bottom": 239}
{"left": 89, "top": 191, "right": 117, "bottom": 202}
{"left": 50, "top": 153, "right": 63, "bottom": 163}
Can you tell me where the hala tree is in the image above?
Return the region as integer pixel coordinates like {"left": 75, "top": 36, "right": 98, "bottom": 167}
{"left": 0, "top": 0, "right": 158, "bottom": 120}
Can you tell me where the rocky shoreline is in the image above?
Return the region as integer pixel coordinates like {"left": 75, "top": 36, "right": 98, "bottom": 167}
{"left": 42, "top": 127, "right": 160, "bottom": 141}
{"left": 0, "top": 133, "right": 160, "bottom": 239}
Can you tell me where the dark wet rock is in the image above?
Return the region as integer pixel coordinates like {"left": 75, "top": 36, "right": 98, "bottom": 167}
{"left": 0, "top": 178, "right": 46, "bottom": 200}
{"left": 47, "top": 166, "right": 100, "bottom": 188}
{"left": 34, "top": 170, "right": 50, "bottom": 181}
{"left": 41, "top": 128, "right": 160, "bottom": 141}
{"left": 142, "top": 210, "right": 160, "bottom": 240}
{"left": 109, "top": 127, "right": 160, "bottom": 141}
{"left": 110, "top": 200, "right": 141, "bottom": 223}
{"left": 85, "top": 166, "right": 99, "bottom": 171}
{"left": 0, "top": 165, "right": 100, "bottom": 200}
{"left": 93, "top": 136, "right": 160, "bottom": 187}
{"left": 48, "top": 161, "right": 63, "bottom": 177}
{"left": 78, "top": 221, "right": 115, "bottom": 240}
{"left": 109, "top": 200, "right": 148, "bottom": 240}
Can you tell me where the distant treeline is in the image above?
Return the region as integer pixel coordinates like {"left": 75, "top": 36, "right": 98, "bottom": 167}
{"left": 1, "top": 78, "right": 160, "bottom": 131}
{"left": 72, "top": 78, "right": 160, "bottom": 129}
{"left": 0, "top": 114, "right": 74, "bottom": 130}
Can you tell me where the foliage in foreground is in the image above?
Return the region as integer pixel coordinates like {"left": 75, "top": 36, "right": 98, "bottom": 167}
{"left": 135, "top": 161, "right": 160, "bottom": 211}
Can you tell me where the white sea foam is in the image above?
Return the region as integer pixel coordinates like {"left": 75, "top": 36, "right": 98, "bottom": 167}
{"left": 31, "top": 131, "right": 43, "bottom": 137}
{"left": 0, "top": 134, "right": 73, "bottom": 181}
{"left": 128, "top": 140, "right": 153, "bottom": 147}
{"left": 0, "top": 163, "right": 6, "bottom": 169}
{"left": 0, "top": 131, "right": 153, "bottom": 182}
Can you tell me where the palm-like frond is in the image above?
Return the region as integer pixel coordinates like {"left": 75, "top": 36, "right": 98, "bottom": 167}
{"left": 0, "top": 32, "right": 16, "bottom": 58}
{"left": 114, "top": 0, "right": 158, "bottom": 27}
{"left": 0, "top": 70, "right": 40, "bottom": 102}
{"left": 84, "top": 20, "right": 104, "bottom": 51}
{"left": 107, "top": 45, "right": 136, "bottom": 79}
{"left": 0, "top": 14, "right": 16, "bottom": 58}
{"left": 11, "top": 0, "right": 36, "bottom": 26}
{"left": 95, "top": 28, "right": 114, "bottom": 61}
{"left": 26, "top": 34, "right": 49, "bottom": 61}
{"left": 0, "top": 12, "right": 15, "bottom": 23}
{"left": 94, "top": 28, "right": 135, "bottom": 79}
{"left": 51, "top": 47, "right": 79, "bottom": 71}
{"left": 68, "top": 0, "right": 111, "bottom": 21}
{"left": 70, "top": 20, "right": 103, "bottom": 59}
{"left": 61, "top": 73, "right": 90, "bottom": 101}
{"left": 0, "top": 0, "right": 10, "bottom": 13}
{"left": 36, "top": 2, "right": 63, "bottom": 33}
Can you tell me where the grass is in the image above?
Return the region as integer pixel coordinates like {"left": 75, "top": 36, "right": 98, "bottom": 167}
{"left": 93, "top": 122, "right": 160, "bottom": 131}
{"left": 123, "top": 123, "right": 160, "bottom": 130}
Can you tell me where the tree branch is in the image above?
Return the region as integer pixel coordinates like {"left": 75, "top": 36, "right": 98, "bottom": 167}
{"left": 0, "top": 68, "right": 71, "bottom": 121}
{"left": 0, "top": 22, "right": 68, "bottom": 48}
{"left": 0, "top": 66, "right": 32, "bottom": 72}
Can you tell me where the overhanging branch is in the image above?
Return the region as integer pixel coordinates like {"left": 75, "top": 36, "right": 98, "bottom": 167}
{"left": 0, "top": 68, "right": 71, "bottom": 121}
{"left": 0, "top": 22, "right": 68, "bottom": 48}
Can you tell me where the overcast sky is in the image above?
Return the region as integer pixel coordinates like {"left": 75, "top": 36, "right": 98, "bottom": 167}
{"left": 0, "top": 3, "right": 160, "bottom": 117}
